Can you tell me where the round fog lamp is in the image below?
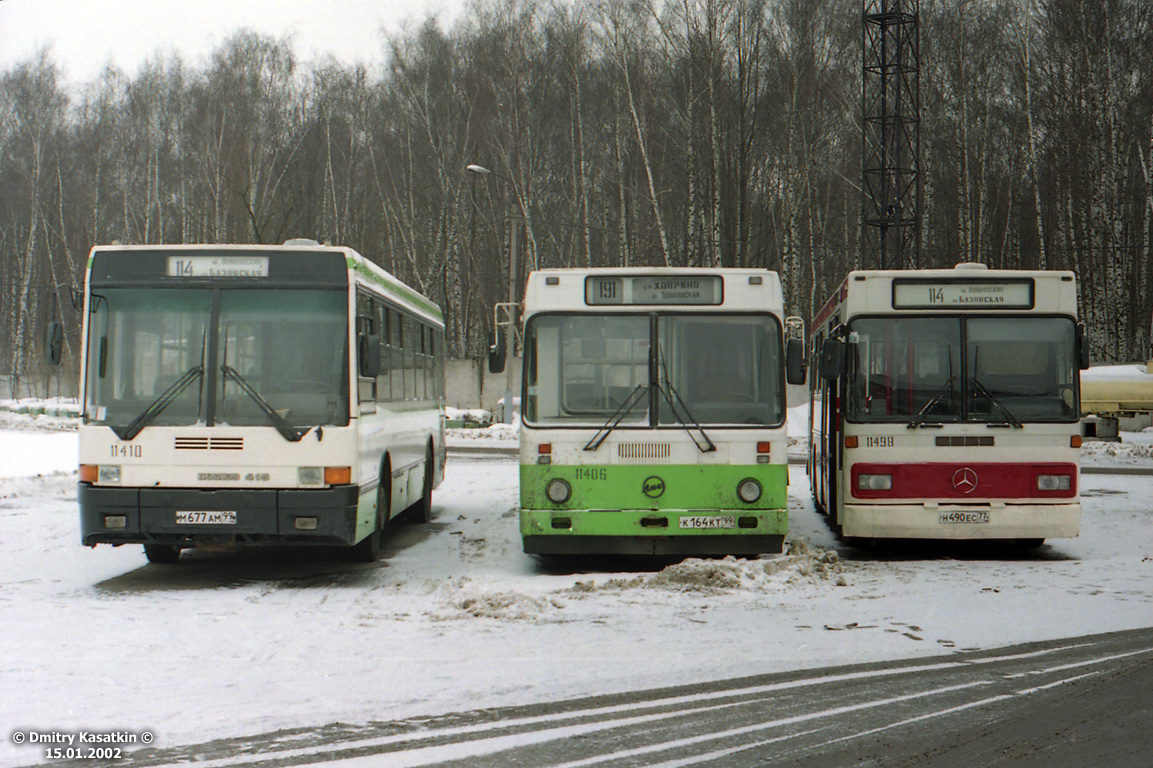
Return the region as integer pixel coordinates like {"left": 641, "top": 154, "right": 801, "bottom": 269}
{"left": 546, "top": 478, "right": 572, "bottom": 504}
{"left": 737, "top": 478, "right": 762, "bottom": 503}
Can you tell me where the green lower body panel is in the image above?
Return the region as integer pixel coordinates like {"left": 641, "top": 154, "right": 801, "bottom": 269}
{"left": 520, "top": 463, "right": 788, "bottom": 556}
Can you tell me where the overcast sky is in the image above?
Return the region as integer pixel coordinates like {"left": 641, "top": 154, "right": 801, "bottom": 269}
{"left": 0, "top": 0, "right": 466, "bottom": 86}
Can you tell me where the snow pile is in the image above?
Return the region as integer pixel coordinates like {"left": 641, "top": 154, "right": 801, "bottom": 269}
{"left": 433, "top": 579, "right": 566, "bottom": 622}
{"left": 0, "top": 399, "right": 79, "bottom": 432}
{"left": 445, "top": 406, "right": 492, "bottom": 427}
{"left": 0, "top": 397, "right": 80, "bottom": 419}
{"left": 568, "top": 539, "right": 846, "bottom": 597}
{"left": 445, "top": 419, "right": 519, "bottom": 448}
{"left": 1081, "top": 439, "right": 1153, "bottom": 461}
{"left": 0, "top": 471, "right": 75, "bottom": 500}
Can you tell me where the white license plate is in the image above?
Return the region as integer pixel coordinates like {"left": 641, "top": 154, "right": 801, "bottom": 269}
{"left": 175, "top": 510, "right": 237, "bottom": 525}
{"left": 938, "top": 511, "right": 990, "bottom": 524}
{"left": 679, "top": 515, "right": 736, "bottom": 529}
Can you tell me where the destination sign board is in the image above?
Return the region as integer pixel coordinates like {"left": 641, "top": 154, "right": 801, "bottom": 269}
{"left": 585, "top": 275, "right": 723, "bottom": 306}
{"left": 166, "top": 256, "right": 270, "bottom": 278}
{"left": 892, "top": 279, "right": 1033, "bottom": 310}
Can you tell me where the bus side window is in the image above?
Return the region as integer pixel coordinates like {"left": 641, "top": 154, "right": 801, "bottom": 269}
{"left": 355, "top": 292, "right": 376, "bottom": 403}
{"left": 403, "top": 315, "right": 415, "bottom": 400}
{"left": 420, "top": 324, "right": 429, "bottom": 400}
{"left": 391, "top": 309, "right": 404, "bottom": 400}
{"left": 376, "top": 302, "right": 391, "bottom": 402}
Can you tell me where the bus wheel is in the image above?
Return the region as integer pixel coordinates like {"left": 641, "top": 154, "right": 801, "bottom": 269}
{"left": 144, "top": 544, "right": 181, "bottom": 564}
{"left": 407, "top": 448, "right": 434, "bottom": 524}
{"left": 351, "top": 506, "right": 383, "bottom": 562}
{"left": 827, "top": 498, "right": 841, "bottom": 534}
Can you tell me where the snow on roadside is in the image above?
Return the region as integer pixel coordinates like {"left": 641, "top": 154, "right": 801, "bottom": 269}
{"left": 1080, "top": 436, "right": 1153, "bottom": 464}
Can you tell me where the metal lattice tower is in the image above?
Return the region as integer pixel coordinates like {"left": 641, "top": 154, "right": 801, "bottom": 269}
{"left": 862, "top": 0, "right": 921, "bottom": 270}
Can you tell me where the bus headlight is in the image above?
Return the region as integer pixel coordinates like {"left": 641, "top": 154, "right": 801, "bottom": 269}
{"left": 546, "top": 478, "right": 572, "bottom": 504}
{"left": 737, "top": 478, "right": 762, "bottom": 503}
{"left": 298, "top": 467, "right": 323, "bottom": 485}
{"left": 1037, "top": 474, "right": 1071, "bottom": 491}
{"left": 98, "top": 465, "right": 122, "bottom": 484}
{"left": 857, "top": 473, "right": 893, "bottom": 491}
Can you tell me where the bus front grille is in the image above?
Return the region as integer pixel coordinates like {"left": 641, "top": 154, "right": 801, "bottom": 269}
{"left": 175, "top": 437, "right": 245, "bottom": 451}
{"left": 617, "top": 443, "right": 671, "bottom": 462}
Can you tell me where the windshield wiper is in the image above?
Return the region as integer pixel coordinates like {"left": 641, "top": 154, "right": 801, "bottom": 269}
{"left": 969, "top": 376, "right": 1023, "bottom": 428}
{"left": 659, "top": 379, "right": 717, "bottom": 453}
{"left": 112, "top": 365, "right": 204, "bottom": 441}
{"left": 657, "top": 347, "right": 715, "bottom": 453}
{"left": 908, "top": 376, "right": 956, "bottom": 429}
{"left": 220, "top": 365, "right": 307, "bottom": 442}
{"left": 583, "top": 384, "right": 648, "bottom": 451}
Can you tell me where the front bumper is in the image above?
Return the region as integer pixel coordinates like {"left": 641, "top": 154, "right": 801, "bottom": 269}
{"left": 79, "top": 484, "right": 360, "bottom": 548}
{"left": 520, "top": 507, "right": 787, "bottom": 556}
{"left": 840, "top": 502, "right": 1081, "bottom": 540}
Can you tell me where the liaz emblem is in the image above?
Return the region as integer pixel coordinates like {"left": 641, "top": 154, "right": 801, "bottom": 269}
{"left": 642, "top": 476, "right": 666, "bottom": 498}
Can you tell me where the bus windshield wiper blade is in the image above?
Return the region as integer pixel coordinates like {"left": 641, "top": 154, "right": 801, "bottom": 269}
{"left": 220, "top": 365, "right": 307, "bottom": 442}
{"left": 583, "top": 384, "right": 648, "bottom": 451}
{"left": 908, "top": 376, "right": 956, "bottom": 429}
{"left": 112, "top": 365, "right": 204, "bottom": 441}
{"left": 659, "top": 380, "right": 716, "bottom": 453}
{"left": 969, "top": 376, "right": 1023, "bottom": 428}
{"left": 655, "top": 344, "right": 715, "bottom": 453}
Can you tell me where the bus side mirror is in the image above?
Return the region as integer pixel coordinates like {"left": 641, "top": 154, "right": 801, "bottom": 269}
{"left": 358, "top": 333, "right": 381, "bottom": 378}
{"left": 786, "top": 338, "right": 806, "bottom": 385}
{"left": 488, "top": 329, "right": 506, "bottom": 374}
{"left": 819, "top": 339, "right": 845, "bottom": 380}
{"left": 1077, "top": 324, "right": 1090, "bottom": 370}
{"left": 46, "top": 321, "right": 64, "bottom": 366}
{"left": 783, "top": 315, "right": 806, "bottom": 385}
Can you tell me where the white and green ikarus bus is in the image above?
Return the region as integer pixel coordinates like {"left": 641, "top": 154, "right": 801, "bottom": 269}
{"left": 73, "top": 242, "right": 446, "bottom": 563}
{"left": 494, "top": 268, "right": 805, "bottom": 556}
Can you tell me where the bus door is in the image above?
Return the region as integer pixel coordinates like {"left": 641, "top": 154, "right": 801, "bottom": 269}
{"left": 817, "top": 332, "right": 846, "bottom": 527}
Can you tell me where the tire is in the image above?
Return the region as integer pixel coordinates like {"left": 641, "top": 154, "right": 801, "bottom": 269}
{"left": 351, "top": 469, "right": 391, "bottom": 563}
{"left": 406, "top": 447, "right": 434, "bottom": 524}
{"left": 144, "top": 543, "right": 181, "bottom": 564}
{"left": 350, "top": 506, "right": 383, "bottom": 562}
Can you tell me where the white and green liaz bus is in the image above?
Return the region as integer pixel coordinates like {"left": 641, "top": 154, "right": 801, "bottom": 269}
{"left": 72, "top": 241, "right": 446, "bottom": 563}
{"left": 492, "top": 268, "right": 805, "bottom": 556}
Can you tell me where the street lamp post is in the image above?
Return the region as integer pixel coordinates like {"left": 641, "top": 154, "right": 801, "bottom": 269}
{"left": 467, "top": 164, "right": 519, "bottom": 424}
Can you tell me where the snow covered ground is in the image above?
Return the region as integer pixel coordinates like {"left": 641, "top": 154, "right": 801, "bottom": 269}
{"left": 1, "top": 402, "right": 1152, "bottom": 766}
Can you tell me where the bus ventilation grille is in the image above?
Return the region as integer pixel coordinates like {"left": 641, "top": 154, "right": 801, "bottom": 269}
{"left": 617, "top": 443, "right": 671, "bottom": 462}
{"left": 175, "top": 437, "right": 245, "bottom": 451}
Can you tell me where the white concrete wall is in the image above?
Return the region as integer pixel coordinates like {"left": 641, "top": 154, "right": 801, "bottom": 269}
{"left": 445, "top": 357, "right": 522, "bottom": 413}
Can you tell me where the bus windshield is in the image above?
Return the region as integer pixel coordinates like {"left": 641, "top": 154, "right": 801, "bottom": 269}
{"left": 85, "top": 288, "right": 349, "bottom": 431}
{"left": 845, "top": 316, "right": 1078, "bottom": 424}
{"left": 523, "top": 313, "right": 784, "bottom": 428}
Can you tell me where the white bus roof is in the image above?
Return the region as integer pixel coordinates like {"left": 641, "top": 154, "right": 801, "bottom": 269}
{"left": 86, "top": 242, "right": 444, "bottom": 327}
{"left": 812, "top": 264, "right": 1079, "bottom": 331}
{"left": 522, "top": 267, "right": 784, "bottom": 314}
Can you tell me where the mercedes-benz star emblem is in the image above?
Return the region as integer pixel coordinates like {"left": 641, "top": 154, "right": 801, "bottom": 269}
{"left": 952, "top": 467, "right": 978, "bottom": 494}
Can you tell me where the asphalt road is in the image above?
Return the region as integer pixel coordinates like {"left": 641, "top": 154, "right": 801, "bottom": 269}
{"left": 100, "top": 627, "right": 1153, "bottom": 768}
